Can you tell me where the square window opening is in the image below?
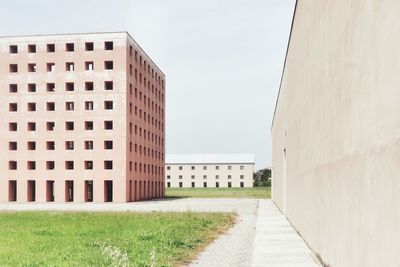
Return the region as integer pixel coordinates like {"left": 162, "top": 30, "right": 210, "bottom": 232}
{"left": 9, "top": 122, "right": 17, "bottom": 131}
{"left": 9, "top": 142, "right": 17, "bottom": 150}
{"left": 85, "top": 61, "right": 94, "bottom": 71}
{"left": 9, "top": 45, "right": 18, "bottom": 54}
{"left": 66, "top": 82, "right": 74, "bottom": 91}
{"left": 85, "top": 121, "right": 94, "bottom": 130}
{"left": 47, "top": 83, "right": 55, "bottom": 92}
{"left": 9, "top": 103, "right": 18, "bottom": 112}
{"left": 46, "top": 102, "right": 55, "bottom": 111}
{"left": 28, "top": 83, "right": 36, "bottom": 92}
{"left": 104, "top": 81, "right": 113, "bottom": 90}
{"left": 46, "top": 63, "right": 55, "bottom": 72}
{"left": 85, "top": 82, "right": 94, "bottom": 91}
{"left": 9, "top": 84, "right": 17, "bottom": 93}
{"left": 66, "top": 43, "right": 74, "bottom": 52}
{"left": 85, "top": 101, "right": 94, "bottom": 110}
{"left": 65, "top": 121, "right": 74, "bottom": 131}
{"left": 104, "top": 160, "right": 113, "bottom": 170}
{"left": 28, "top": 44, "right": 36, "bottom": 53}
{"left": 27, "top": 103, "right": 36, "bottom": 111}
{"left": 105, "top": 41, "right": 113, "bottom": 50}
{"left": 27, "top": 122, "right": 36, "bottom": 131}
{"left": 27, "top": 141, "right": 36, "bottom": 150}
{"left": 104, "top": 121, "right": 113, "bottom": 130}
{"left": 46, "top": 122, "right": 55, "bottom": 131}
{"left": 65, "top": 161, "right": 74, "bottom": 170}
{"left": 9, "top": 64, "right": 18, "bottom": 73}
{"left": 85, "top": 42, "right": 94, "bottom": 51}
{"left": 65, "top": 102, "right": 74, "bottom": 111}
{"left": 85, "top": 161, "right": 93, "bottom": 170}
{"left": 104, "top": 61, "right": 113, "bottom": 70}
{"left": 104, "top": 101, "right": 113, "bottom": 110}
{"left": 65, "top": 141, "right": 74, "bottom": 150}
{"left": 85, "top": 141, "right": 93, "bottom": 150}
{"left": 9, "top": 161, "right": 17, "bottom": 170}
{"left": 46, "top": 161, "right": 55, "bottom": 170}
{"left": 46, "top": 141, "right": 55, "bottom": 150}
{"left": 28, "top": 63, "right": 36, "bottom": 72}
{"left": 27, "top": 161, "right": 36, "bottom": 170}
{"left": 104, "top": 140, "right": 113, "bottom": 150}
{"left": 66, "top": 62, "right": 74, "bottom": 71}
{"left": 47, "top": 44, "right": 55, "bottom": 52}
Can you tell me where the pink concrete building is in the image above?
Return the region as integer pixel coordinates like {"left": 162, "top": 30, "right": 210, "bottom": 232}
{"left": 0, "top": 32, "right": 165, "bottom": 203}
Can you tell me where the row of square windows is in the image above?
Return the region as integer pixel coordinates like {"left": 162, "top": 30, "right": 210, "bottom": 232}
{"left": 8, "top": 81, "right": 113, "bottom": 92}
{"left": 130, "top": 163, "right": 164, "bottom": 174}
{"left": 7, "top": 120, "right": 163, "bottom": 146}
{"left": 7, "top": 162, "right": 164, "bottom": 176}
{"left": 7, "top": 160, "right": 114, "bottom": 170}
{"left": 8, "top": 41, "right": 114, "bottom": 53}
{"left": 167, "top": 165, "right": 247, "bottom": 171}
{"left": 7, "top": 62, "right": 164, "bottom": 97}
{"left": 129, "top": 124, "right": 164, "bottom": 143}
{"left": 167, "top": 175, "right": 246, "bottom": 179}
{"left": 7, "top": 101, "right": 163, "bottom": 128}
{"left": 8, "top": 140, "right": 113, "bottom": 150}
{"left": 7, "top": 81, "right": 163, "bottom": 109}
{"left": 7, "top": 120, "right": 113, "bottom": 130}
{"left": 7, "top": 62, "right": 165, "bottom": 100}
{"left": 7, "top": 104, "right": 164, "bottom": 133}
{"left": 7, "top": 139, "right": 163, "bottom": 160}
{"left": 7, "top": 160, "right": 164, "bottom": 174}
{"left": 128, "top": 143, "right": 164, "bottom": 158}
{"left": 130, "top": 86, "right": 164, "bottom": 109}
{"left": 167, "top": 182, "right": 245, "bottom": 188}
{"left": 8, "top": 101, "right": 113, "bottom": 112}
{"left": 8, "top": 41, "right": 163, "bottom": 86}
{"left": 7, "top": 82, "right": 164, "bottom": 116}
{"left": 8, "top": 61, "right": 113, "bottom": 73}
{"left": 129, "top": 83, "right": 164, "bottom": 105}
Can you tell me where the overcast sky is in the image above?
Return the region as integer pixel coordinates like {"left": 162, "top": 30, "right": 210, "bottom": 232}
{"left": 0, "top": 0, "right": 295, "bottom": 170}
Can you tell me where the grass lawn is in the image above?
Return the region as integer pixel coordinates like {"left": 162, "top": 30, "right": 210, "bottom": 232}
{"left": 166, "top": 187, "right": 271, "bottom": 199}
{"left": 0, "top": 211, "right": 234, "bottom": 266}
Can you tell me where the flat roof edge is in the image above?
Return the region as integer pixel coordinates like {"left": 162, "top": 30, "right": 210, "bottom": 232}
{"left": 0, "top": 31, "right": 128, "bottom": 39}
{"left": 0, "top": 31, "right": 165, "bottom": 77}
{"left": 271, "top": 0, "right": 298, "bottom": 131}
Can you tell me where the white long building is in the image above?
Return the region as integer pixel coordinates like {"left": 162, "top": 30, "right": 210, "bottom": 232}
{"left": 165, "top": 154, "right": 255, "bottom": 188}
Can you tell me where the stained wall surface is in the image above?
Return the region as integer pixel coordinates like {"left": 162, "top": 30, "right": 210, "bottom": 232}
{"left": 272, "top": 1, "right": 400, "bottom": 266}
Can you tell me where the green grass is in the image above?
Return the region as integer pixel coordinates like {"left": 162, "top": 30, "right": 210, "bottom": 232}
{"left": 0, "top": 211, "right": 235, "bottom": 266}
{"left": 166, "top": 187, "right": 271, "bottom": 199}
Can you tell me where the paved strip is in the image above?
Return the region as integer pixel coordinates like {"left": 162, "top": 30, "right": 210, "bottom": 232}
{"left": 251, "top": 200, "right": 320, "bottom": 267}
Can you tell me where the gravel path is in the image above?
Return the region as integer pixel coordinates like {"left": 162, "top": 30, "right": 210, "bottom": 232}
{"left": 189, "top": 199, "right": 259, "bottom": 267}
{"left": 0, "top": 198, "right": 260, "bottom": 266}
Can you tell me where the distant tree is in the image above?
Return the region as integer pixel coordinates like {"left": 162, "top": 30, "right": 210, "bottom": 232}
{"left": 253, "top": 168, "right": 271, "bottom": 187}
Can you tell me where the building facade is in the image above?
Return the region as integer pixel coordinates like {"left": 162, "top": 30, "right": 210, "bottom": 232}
{"left": 0, "top": 32, "right": 165, "bottom": 203}
{"left": 165, "top": 154, "right": 254, "bottom": 188}
{"left": 272, "top": 1, "right": 400, "bottom": 266}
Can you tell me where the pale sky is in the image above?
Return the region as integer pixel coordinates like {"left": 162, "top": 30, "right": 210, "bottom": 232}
{"left": 0, "top": 0, "right": 295, "bottom": 170}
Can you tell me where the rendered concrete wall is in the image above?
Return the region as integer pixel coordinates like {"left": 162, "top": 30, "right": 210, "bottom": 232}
{"left": 272, "top": 1, "right": 400, "bottom": 266}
